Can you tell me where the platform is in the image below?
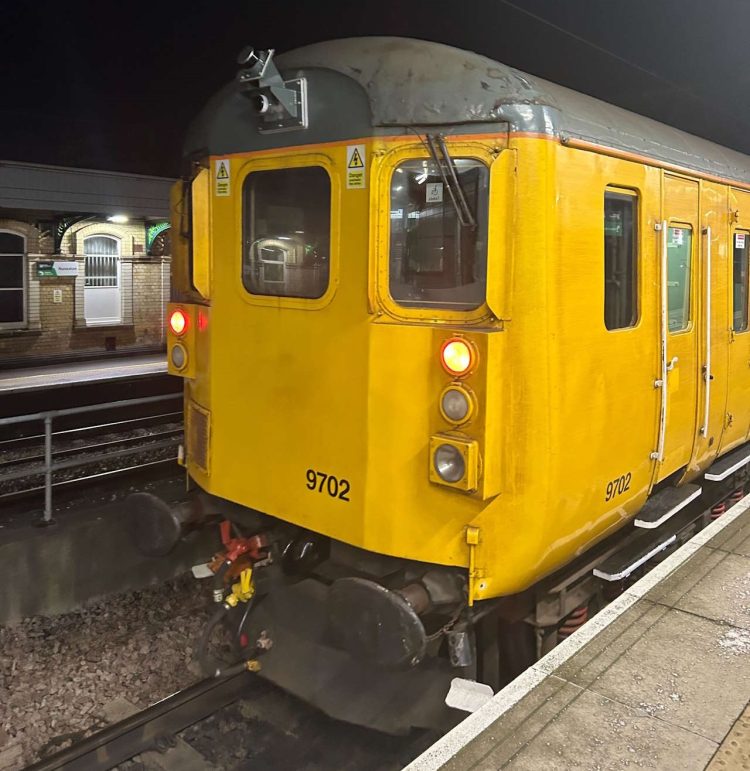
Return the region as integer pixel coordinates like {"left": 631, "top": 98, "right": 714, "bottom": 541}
{"left": 0, "top": 475, "right": 218, "bottom": 623}
{"left": 0, "top": 353, "right": 167, "bottom": 394}
{"left": 408, "top": 498, "right": 750, "bottom": 770}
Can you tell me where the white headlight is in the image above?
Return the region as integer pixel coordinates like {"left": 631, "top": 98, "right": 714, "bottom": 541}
{"left": 170, "top": 344, "right": 187, "bottom": 370}
{"left": 441, "top": 388, "right": 470, "bottom": 422}
{"left": 434, "top": 444, "right": 465, "bottom": 483}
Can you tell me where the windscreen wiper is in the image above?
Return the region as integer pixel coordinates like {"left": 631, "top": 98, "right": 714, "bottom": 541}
{"left": 425, "top": 133, "right": 476, "bottom": 229}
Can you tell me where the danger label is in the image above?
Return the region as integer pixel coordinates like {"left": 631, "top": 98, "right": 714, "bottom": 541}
{"left": 736, "top": 233, "right": 747, "bottom": 250}
{"left": 346, "top": 145, "right": 366, "bottom": 189}
{"left": 215, "top": 159, "right": 230, "bottom": 197}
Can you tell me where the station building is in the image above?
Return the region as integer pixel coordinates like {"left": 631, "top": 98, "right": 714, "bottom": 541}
{"left": 0, "top": 160, "right": 174, "bottom": 366}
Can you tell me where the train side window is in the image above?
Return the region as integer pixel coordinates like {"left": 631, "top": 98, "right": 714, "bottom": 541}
{"left": 389, "top": 158, "right": 489, "bottom": 310}
{"left": 667, "top": 225, "right": 692, "bottom": 332}
{"left": 242, "top": 166, "right": 331, "bottom": 299}
{"left": 604, "top": 189, "right": 638, "bottom": 330}
{"left": 733, "top": 231, "right": 749, "bottom": 332}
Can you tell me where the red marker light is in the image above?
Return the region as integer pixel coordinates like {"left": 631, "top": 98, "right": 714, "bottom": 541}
{"left": 440, "top": 338, "right": 474, "bottom": 377}
{"left": 197, "top": 310, "right": 208, "bottom": 332}
{"left": 169, "top": 309, "right": 187, "bottom": 336}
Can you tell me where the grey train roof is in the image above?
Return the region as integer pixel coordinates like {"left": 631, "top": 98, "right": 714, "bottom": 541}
{"left": 187, "top": 36, "right": 750, "bottom": 186}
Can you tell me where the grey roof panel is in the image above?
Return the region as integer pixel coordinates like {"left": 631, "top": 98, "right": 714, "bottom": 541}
{"left": 278, "top": 37, "right": 546, "bottom": 127}
{"left": 188, "top": 36, "right": 750, "bottom": 186}
{"left": 278, "top": 37, "right": 750, "bottom": 184}
{"left": 184, "top": 68, "right": 376, "bottom": 158}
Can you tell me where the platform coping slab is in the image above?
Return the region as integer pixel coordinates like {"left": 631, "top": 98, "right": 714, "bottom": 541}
{"left": 405, "top": 495, "right": 750, "bottom": 771}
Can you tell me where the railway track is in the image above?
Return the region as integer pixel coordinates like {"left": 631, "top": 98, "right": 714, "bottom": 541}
{"left": 23, "top": 671, "right": 437, "bottom": 771}
{"left": 0, "top": 395, "right": 183, "bottom": 514}
{"left": 25, "top": 673, "right": 252, "bottom": 771}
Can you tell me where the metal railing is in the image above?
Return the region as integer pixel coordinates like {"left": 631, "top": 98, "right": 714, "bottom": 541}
{"left": 0, "top": 394, "right": 181, "bottom": 525}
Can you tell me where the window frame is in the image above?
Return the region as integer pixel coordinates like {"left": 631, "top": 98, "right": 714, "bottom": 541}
{"left": 0, "top": 229, "right": 27, "bottom": 330}
{"left": 732, "top": 228, "right": 750, "bottom": 334}
{"left": 83, "top": 234, "right": 121, "bottom": 288}
{"left": 665, "top": 221, "right": 694, "bottom": 335}
{"left": 387, "top": 156, "right": 490, "bottom": 313}
{"left": 603, "top": 187, "right": 640, "bottom": 331}
{"left": 375, "top": 140, "right": 497, "bottom": 324}
{"left": 236, "top": 152, "right": 339, "bottom": 311}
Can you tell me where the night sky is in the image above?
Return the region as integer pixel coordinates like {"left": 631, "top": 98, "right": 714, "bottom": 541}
{"left": 2, "top": 0, "right": 749, "bottom": 178}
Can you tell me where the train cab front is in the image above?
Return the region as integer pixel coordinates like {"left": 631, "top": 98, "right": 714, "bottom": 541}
{"left": 137, "top": 39, "right": 531, "bottom": 733}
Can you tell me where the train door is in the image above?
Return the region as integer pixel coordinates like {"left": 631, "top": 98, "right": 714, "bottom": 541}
{"left": 723, "top": 188, "right": 750, "bottom": 449}
{"left": 655, "top": 174, "right": 700, "bottom": 480}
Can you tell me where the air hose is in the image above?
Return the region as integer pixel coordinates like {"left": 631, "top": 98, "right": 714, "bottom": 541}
{"left": 198, "top": 565, "right": 258, "bottom": 677}
{"left": 212, "top": 559, "right": 233, "bottom": 603}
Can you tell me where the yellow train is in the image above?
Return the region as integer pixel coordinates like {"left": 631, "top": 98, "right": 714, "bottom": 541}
{"left": 134, "top": 37, "right": 750, "bottom": 732}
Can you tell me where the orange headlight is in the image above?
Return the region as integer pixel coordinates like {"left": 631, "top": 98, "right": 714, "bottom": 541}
{"left": 440, "top": 338, "right": 475, "bottom": 377}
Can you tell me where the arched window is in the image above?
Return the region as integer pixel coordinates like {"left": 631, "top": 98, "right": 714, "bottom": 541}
{"left": 0, "top": 231, "right": 25, "bottom": 327}
{"left": 83, "top": 235, "right": 121, "bottom": 324}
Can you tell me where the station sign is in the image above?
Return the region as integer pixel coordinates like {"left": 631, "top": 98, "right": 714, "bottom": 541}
{"left": 36, "top": 261, "right": 79, "bottom": 277}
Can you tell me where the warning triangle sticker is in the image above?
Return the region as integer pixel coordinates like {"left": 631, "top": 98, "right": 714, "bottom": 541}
{"left": 348, "top": 148, "right": 364, "bottom": 169}
{"left": 216, "top": 162, "right": 229, "bottom": 179}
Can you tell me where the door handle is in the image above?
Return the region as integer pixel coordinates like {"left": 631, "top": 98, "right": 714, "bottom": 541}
{"left": 667, "top": 356, "right": 678, "bottom": 371}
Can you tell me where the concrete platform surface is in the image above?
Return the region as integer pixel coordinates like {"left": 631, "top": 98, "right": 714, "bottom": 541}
{"left": 0, "top": 353, "right": 166, "bottom": 393}
{"left": 408, "top": 498, "right": 750, "bottom": 771}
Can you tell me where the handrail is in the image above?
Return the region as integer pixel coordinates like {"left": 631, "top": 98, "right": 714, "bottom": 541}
{"left": 700, "top": 226, "right": 712, "bottom": 436}
{"left": 0, "top": 393, "right": 179, "bottom": 427}
{"left": 651, "top": 220, "right": 668, "bottom": 463}
{"left": 0, "top": 393, "right": 181, "bottom": 524}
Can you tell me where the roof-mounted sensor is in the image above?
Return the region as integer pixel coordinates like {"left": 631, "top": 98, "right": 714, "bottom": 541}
{"left": 236, "top": 47, "right": 308, "bottom": 134}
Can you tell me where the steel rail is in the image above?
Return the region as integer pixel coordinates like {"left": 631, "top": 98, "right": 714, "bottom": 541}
{"left": 0, "top": 438, "right": 180, "bottom": 485}
{"left": 0, "top": 428, "right": 183, "bottom": 470}
{"left": 0, "top": 457, "right": 179, "bottom": 504}
{"left": 25, "top": 673, "right": 251, "bottom": 771}
{"left": 0, "top": 411, "right": 182, "bottom": 449}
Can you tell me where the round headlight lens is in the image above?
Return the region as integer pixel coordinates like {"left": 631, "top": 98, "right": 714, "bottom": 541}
{"left": 441, "top": 388, "right": 470, "bottom": 423}
{"left": 434, "top": 444, "right": 465, "bottom": 483}
{"left": 441, "top": 338, "right": 474, "bottom": 376}
{"left": 170, "top": 344, "right": 187, "bottom": 370}
{"left": 169, "top": 309, "right": 187, "bottom": 336}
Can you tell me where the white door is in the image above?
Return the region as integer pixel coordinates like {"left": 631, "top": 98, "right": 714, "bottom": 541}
{"left": 83, "top": 236, "right": 121, "bottom": 324}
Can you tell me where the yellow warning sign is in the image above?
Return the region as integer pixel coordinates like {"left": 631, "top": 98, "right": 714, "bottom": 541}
{"left": 348, "top": 147, "right": 364, "bottom": 168}
{"left": 215, "top": 159, "right": 230, "bottom": 197}
{"left": 346, "top": 145, "right": 366, "bottom": 189}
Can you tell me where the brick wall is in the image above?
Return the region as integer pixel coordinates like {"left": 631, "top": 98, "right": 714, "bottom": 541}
{"left": 0, "top": 216, "right": 171, "bottom": 364}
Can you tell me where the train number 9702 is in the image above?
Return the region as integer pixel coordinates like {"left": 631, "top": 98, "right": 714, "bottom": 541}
{"left": 306, "top": 468, "right": 350, "bottom": 501}
{"left": 605, "top": 472, "right": 631, "bottom": 502}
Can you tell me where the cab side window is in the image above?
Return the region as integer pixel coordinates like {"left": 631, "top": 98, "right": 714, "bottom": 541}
{"left": 733, "top": 231, "right": 749, "bottom": 332}
{"left": 604, "top": 189, "right": 638, "bottom": 330}
{"left": 242, "top": 166, "right": 331, "bottom": 299}
{"left": 389, "top": 158, "right": 489, "bottom": 310}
